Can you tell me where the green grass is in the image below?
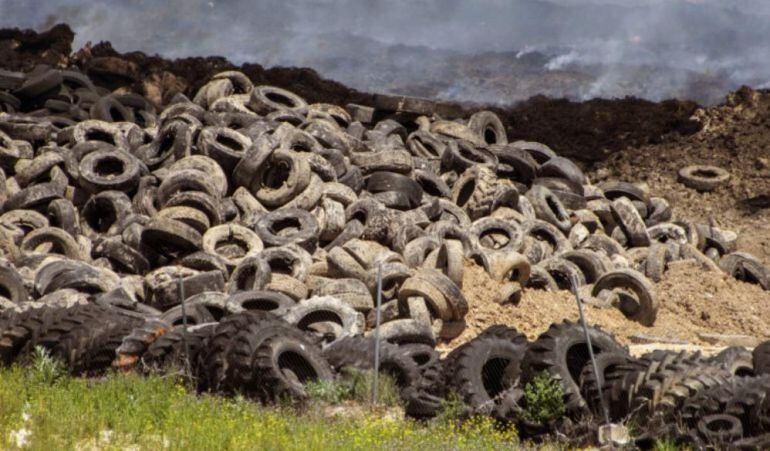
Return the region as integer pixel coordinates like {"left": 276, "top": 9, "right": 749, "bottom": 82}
{"left": 305, "top": 368, "right": 402, "bottom": 407}
{"left": 0, "top": 361, "right": 518, "bottom": 450}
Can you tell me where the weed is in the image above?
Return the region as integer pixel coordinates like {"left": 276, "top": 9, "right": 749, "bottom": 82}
{"left": 306, "top": 369, "right": 401, "bottom": 407}
{"left": 435, "top": 391, "right": 468, "bottom": 424}
{"left": 523, "top": 372, "right": 566, "bottom": 425}
{"left": 27, "top": 346, "right": 66, "bottom": 386}
{"left": 654, "top": 439, "right": 691, "bottom": 451}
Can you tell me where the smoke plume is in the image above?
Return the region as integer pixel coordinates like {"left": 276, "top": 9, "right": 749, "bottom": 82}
{"left": 1, "top": 0, "right": 768, "bottom": 105}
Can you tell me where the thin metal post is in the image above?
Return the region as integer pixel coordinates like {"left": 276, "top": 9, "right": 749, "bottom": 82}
{"left": 371, "top": 262, "right": 383, "bottom": 404}
{"left": 571, "top": 276, "right": 610, "bottom": 425}
{"left": 177, "top": 273, "right": 192, "bottom": 378}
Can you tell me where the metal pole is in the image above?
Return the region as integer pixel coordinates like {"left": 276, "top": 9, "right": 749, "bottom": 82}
{"left": 371, "top": 262, "right": 383, "bottom": 404}
{"left": 177, "top": 273, "right": 192, "bottom": 378}
{"left": 571, "top": 275, "right": 610, "bottom": 425}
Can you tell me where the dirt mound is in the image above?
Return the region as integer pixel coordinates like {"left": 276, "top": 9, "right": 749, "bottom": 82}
{"left": 0, "top": 23, "right": 700, "bottom": 162}
{"left": 0, "top": 24, "right": 73, "bottom": 71}
{"left": 590, "top": 86, "right": 770, "bottom": 266}
{"left": 449, "top": 261, "right": 769, "bottom": 349}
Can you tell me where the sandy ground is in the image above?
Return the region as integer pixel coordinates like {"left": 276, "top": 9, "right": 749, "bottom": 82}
{"left": 443, "top": 261, "right": 769, "bottom": 350}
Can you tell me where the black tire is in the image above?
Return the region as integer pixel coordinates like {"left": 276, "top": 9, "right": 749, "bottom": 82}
{"left": 323, "top": 336, "right": 422, "bottom": 394}
{"left": 251, "top": 333, "right": 333, "bottom": 402}
{"left": 522, "top": 321, "right": 627, "bottom": 415}
{"left": 0, "top": 307, "right": 61, "bottom": 365}
{"left": 201, "top": 311, "right": 297, "bottom": 393}
{"left": 0, "top": 263, "right": 29, "bottom": 304}
{"left": 709, "top": 346, "right": 755, "bottom": 377}
{"left": 115, "top": 319, "right": 171, "bottom": 370}
{"left": 578, "top": 351, "right": 645, "bottom": 420}
{"left": 27, "top": 305, "right": 121, "bottom": 366}
{"left": 365, "top": 172, "right": 423, "bottom": 208}
{"left": 694, "top": 414, "right": 744, "bottom": 445}
{"left": 141, "top": 324, "right": 216, "bottom": 377}
{"left": 71, "top": 320, "right": 138, "bottom": 376}
{"left": 446, "top": 335, "right": 528, "bottom": 413}
{"left": 754, "top": 340, "right": 770, "bottom": 376}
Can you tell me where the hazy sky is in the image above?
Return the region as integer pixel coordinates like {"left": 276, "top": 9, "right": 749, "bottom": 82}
{"left": 1, "top": 0, "right": 768, "bottom": 102}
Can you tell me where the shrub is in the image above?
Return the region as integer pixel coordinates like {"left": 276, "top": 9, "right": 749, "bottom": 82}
{"left": 435, "top": 391, "right": 467, "bottom": 424}
{"left": 523, "top": 372, "right": 566, "bottom": 424}
{"left": 27, "top": 346, "right": 66, "bottom": 386}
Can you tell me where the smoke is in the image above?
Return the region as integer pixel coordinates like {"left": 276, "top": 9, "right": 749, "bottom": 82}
{"left": 1, "top": 0, "right": 769, "bottom": 105}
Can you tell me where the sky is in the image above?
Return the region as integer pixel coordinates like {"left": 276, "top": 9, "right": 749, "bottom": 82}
{"left": 1, "top": 0, "right": 768, "bottom": 103}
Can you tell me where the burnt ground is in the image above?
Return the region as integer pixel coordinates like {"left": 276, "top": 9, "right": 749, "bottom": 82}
{"left": 1, "top": 23, "right": 701, "bottom": 162}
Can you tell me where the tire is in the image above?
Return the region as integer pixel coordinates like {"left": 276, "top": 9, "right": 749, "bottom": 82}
{"left": 226, "top": 256, "right": 272, "bottom": 293}
{"left": 470, "top": 217, "right": 523, "bottom": 255}
{"left": 251, "top": 333, "right": 333, "bottom": 402}
{"left": 592, "top": 269, "right": 658, "bottom": 326}
{"left": 72, "top": 320, "right": 138, "bottom": 376}
{"left": 0, "top": 262, "right": 29, "bottom": 305}
{"left": 468, "top": 111, "right": 507, "bottom": 146}
{"left": 227, "top": 290, "right": 295, "bottom": 316}
{"left": 255, "top": 208, "right": 319, "bottom": 251}
{"left": 141, "top": 217, "right": 202, "bottom": 257}
{"left": 522, "top": 321, "right": 627, "bottom": 415}
{"left": 525, "top": 185, "right": 572, "bottom": 232}
{"left": 26, "top": 305, "right": 128, "bottom": 368}
{"left": 709, "top": 346, "right": 755, "bottom": 377}
{"left": 695, "top": 414, "right": 744, "bottom": 444}
{"left": 322, "top": 335, "right": 422, "bottom": 395}
{"left": 313, "top": 278, "right": 373, "bottom": 312}
{"left": 754, "top": 341, "right": 770, "bottom": 376}
{"left": 115, "top": 319, "right": 171, "bottom": 370}
{"left": 578, "top": 352, "right": 645, "bottom": 420}
{"left": 446, "top": 335, "right": 528, "bottom": 413}
{"left": 202, "top": 224, "right": 263, "bottom": 268}
{"left": 141, "top": 323, "right": 216, "bottom": 376}
{"left": 398, "top": 269, "right": 468, "bottom": 322}
{"left": 560, "top": 249, "right": 611, "bottom": 284}
{"left": 678, "top": 165, "right": 730, "bottom": 192}
{"left": 681, "top": 375, "right": 770, "bottom": 434}
{"left": 375, "top": 319, "right": 435, "bottom": 347}
{"left": 452, "top": 166, "right": 498, "bottom": 220}
{"left": 90, "top": 95, "right": 136, "bottom": 123}
{"left": 537, "top": 157, "right": 586, "bottom": 186}
{"left": 719, "top": 252, "right": 770, "bottom": 290}
{"left": 282, "top": 296, "right": 365, "bottom": 347}
{"left": 610, "top": 197, "right": 651, "bottom": 247}
{"left": 0, "top": 307, "right": 61, "bottom": 365}
{"left": 248, "top": 86, "right": 307, "bottom": 115}
{"left": 200, "top": 310, "right": 290, "bottom": 393}
{"left": 365, "top": 172, "right": 423, "bottom": 208}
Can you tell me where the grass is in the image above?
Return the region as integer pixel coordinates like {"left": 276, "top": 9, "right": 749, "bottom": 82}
{"left": 0, "top": 352, "right": 518, "bottom": 450}
{"left": 305, "top": 368, "right": 401, "bottom": 407}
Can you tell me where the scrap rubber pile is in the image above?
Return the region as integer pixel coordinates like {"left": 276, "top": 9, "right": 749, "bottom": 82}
{"left": 0, "top": 66, "right": 769, "bottom": 446}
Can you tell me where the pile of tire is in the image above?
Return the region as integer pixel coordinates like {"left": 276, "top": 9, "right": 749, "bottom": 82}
{"left": 441, "top": 321, "right": 770, "bottom": 446}
{"left": 1, "top": 66, "right": 770, "bottom": 443}
{"left": 3, "top": 299, "right": 770, "bottom": 447}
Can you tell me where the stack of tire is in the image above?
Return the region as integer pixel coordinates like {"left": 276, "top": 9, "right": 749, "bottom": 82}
{"left": 0, "top": 67, "right": 765, "bottom": 340}
{"left": 432, "top": 320, "right": 770, "bottom": 446}
{"left": 1, "top": 66, "right": 770, "bottom": 444}
{"left": 2, "top": 303, "right": 770, "bottom": 447}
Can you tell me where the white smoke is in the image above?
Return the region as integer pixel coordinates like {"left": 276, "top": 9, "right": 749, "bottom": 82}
{"left": 0, "top": 0, "right": 768, "bottom": 105}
